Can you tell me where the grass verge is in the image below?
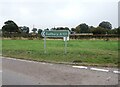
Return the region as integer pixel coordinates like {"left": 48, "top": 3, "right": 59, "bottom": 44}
{"left": 2, "top": 39, "right": 118, "bottom": 67}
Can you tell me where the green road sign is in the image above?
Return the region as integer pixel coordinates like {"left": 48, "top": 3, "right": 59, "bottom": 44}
{"left": 41, "top": 30, "right": 69, "bottom": 37}
{"left": 41, "top": 30, "right": 69, "bottom": 54}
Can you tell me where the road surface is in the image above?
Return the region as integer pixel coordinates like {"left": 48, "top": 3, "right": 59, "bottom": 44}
{"left": 2, "top": 57, "right": 119, "bottom": 85}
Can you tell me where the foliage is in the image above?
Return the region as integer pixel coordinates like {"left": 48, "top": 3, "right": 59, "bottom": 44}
{"left": 32, "top": 28, "right": 37, "bottom": 33}
{"left": 38, "top": 29, "right": 43, "bottom": 34}
{"left": 117, "top": 26, "right": 120, "bottom": 34}
{"left": 71, "top": 28, "right": 76, "bottom": 34}
{"left": 1, "top": 20, "right": 118, "bottom": 35}
{"left": 99, "top": 21, "right": 112, "bottom": 30}
{"left": 91, "top": 27, "right": 107, "bottom": 34}
{"left": 51, "top": 27, "right": 70, "bottom": 31}
{"left": 76, "top": 23, "right": 89, "bottom": 33}
{"left": 19, "top": 26, "right": 29, "bottom": 34}
{"left": 44, "top": 28, "right": 49, "bottom": 31}
{"left": 110, "top": 28, "right": 117, "bottom": 34}
{"left": 2, "top": 20, "right": 20, "bottom": 33}
{"left": 51, "top": 27, "right": 56, "bottom": 30}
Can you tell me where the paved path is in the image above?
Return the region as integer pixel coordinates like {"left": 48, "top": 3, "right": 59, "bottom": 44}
{"left": 2, "top": 57, "right": 119, "bottom": 85}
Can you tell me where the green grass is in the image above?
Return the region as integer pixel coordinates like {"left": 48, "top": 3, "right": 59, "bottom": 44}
{"left": 2, "top": 39, "right": 118, "bottom": 67}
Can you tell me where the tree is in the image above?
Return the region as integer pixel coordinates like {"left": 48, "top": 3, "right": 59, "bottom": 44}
{"left": 2, "top": 20, "right": 20, "bottom": 33}
{"left": 71, "top": 28, "right": 76, "bottom": 34}
{"left": 91, "top": 27, "right": 107, "bottom": 34}
{"left": 111, "top": 28, "right": 118, "bottom": 34}
{"left": 38, "top": 29, "right": 43, "bottom": 34}
{"left": 99, "top": 21, "right": 112, "bottom": 30}
{"left": 56, "top": 27, "right": 64, "bottom": 30}
{"left": 32, "top": 28, "right": 37, "bottom": 33}
{"left": 89, "top": 26, "right": 95, "bottom": 33}
{"left": 0, "top": 29, "right": 2, "bottom": 34}
{"left": 51, "top": 27, "right": 56, "bottom": 30}
{"left": 44, "top": 28, "right": 49, "bottom": 31}
{"left": 75, "top": 26, "right": 80, "bottom": 33}
{"left": 71, "top": 28, "right": 75, "bottom": 31}
{"left": 111, "top": 26, "right": 120, "bottom": 34}
{"left": 51, "top": 27, "right": 70, "bottom": 31}
{"left": 20, "top": 26, "right": 29, "bottom": 34}
{"left": 64, "top": 27, "right": 70, "bottom": 30}
{"left": 76, "top": 23, "right": 89, "bottom": 33}
{"left": 118, "top": 26, "right": 120, "bottom": 34}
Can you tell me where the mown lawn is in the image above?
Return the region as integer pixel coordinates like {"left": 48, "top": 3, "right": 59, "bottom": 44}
{"left": 2, "top": 39, "right": 118, "bottom": 67}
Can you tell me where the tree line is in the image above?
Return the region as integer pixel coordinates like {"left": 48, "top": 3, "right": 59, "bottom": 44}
{"left": 1, "top": 20, "right": 120, "bottom": 35}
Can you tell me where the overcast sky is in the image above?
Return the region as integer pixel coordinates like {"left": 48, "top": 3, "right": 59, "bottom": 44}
{"left": 0, "top": 0, "right": 119, "bottom": 31}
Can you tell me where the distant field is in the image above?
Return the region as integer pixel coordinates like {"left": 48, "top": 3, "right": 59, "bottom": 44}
{"left": 2, "top": 39, "right": 118, "bottom": 67}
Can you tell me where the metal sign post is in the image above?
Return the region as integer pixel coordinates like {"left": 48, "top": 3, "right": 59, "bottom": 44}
{"left": 44, "top": 36, "right": 46, "bottom": 54}
{"left": 64, "top": 37, "right": 67, "bottom": 54}
{"left": 41, "top": 30, "right": 69, "bottom": 54}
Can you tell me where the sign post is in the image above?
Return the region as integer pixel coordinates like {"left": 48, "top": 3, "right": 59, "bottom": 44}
{"left": 41, "top": 30, "right": 69, "bottom": 54}
{"left": 64, "top": 37, "right": 67, "bottom": 54}
{"left": 44, "top": 36, "right": 46, "bottom": 54}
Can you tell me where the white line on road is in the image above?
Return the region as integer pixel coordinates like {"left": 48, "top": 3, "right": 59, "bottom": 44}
{"left": 113, "top": 71, "right": 120, "bottom": 74}
{"left": 72, "top": 66, "right": 109, "bottom": 72}
{"left": 90, "top": 68, "right": 109, "bottom": 72}
{"left": 72, "top": 66, "right": 88, "bottom": 69}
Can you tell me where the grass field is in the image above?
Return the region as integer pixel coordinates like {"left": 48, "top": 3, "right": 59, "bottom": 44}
{"left": 2, "top": 39, "right": 118, "bottom": 67}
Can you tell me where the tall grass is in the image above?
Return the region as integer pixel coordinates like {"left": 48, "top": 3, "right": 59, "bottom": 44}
{"left": 2, "top": 39, "right": 118, "bottom": 66}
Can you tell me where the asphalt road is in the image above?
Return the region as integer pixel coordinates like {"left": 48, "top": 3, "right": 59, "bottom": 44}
{"left": 2, "top": 57, "right": 119, "bottom": 85}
